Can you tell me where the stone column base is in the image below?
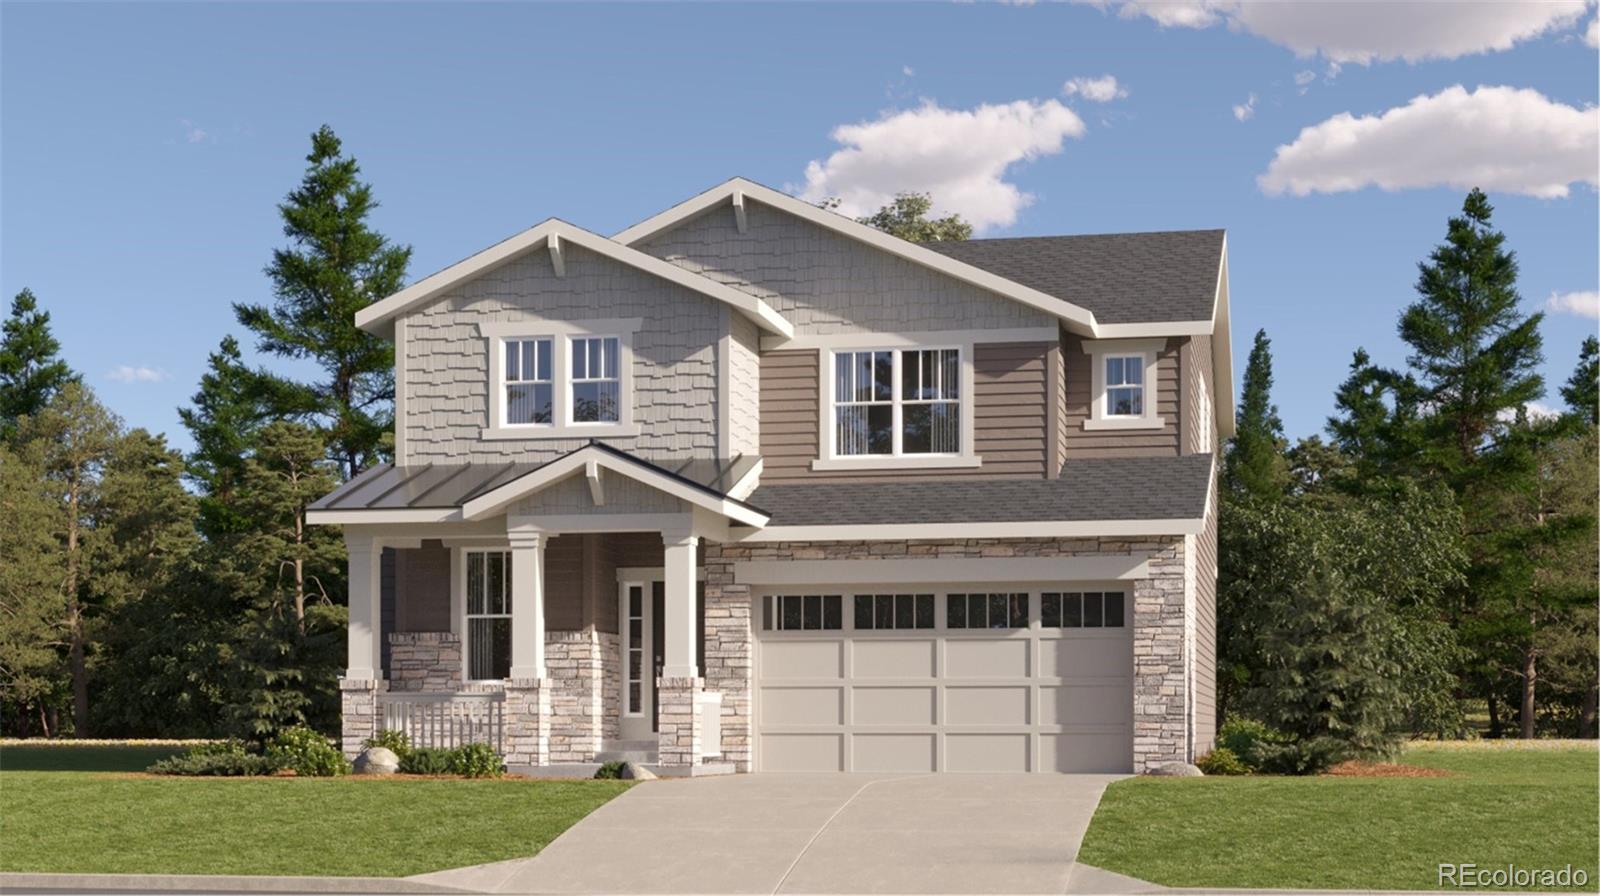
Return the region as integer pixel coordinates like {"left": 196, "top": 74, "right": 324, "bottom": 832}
{"left": 339, "top": 677, "right": 385, "bottom": 759}
{"left": 657, "top": 676, "right": 703, "bottom": 768}
{"left": 503, "top": 678, "right": 553, "bottom": 767}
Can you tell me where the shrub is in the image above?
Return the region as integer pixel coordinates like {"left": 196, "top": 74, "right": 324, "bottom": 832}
{"left": 452, "top": 743, "right": 503, "bottom": 778}
{"left": 594, "top": 760, "right": 626, "bottom": 780}
{"left": 148, "top": 749, "right": 277, "bottom": 777}
{"left": 266, "top": 726, "right": 350, "bottom": 777}
{"left": 1252, "top": 737, "right": 1349, "bottom": 775}
{"left": 362, "top": 728, "right": 413, "bottom": 761}
{"left": 1218, "top": 718, "right": 1284, "bottom": 769}
{"left": 1195, "top": 747, "right": 1250, "bottom": 776}
{"left": 400, "top": 746, "right": 456, "bottom": 775}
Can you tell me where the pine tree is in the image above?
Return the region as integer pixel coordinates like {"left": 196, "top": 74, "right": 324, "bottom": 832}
{"left": 178, "top": 336, "right": 290, "bottom": 538}
{"left": 0, "top": 288, "right": 77, "bottom": 441}
{"left": 0, "top": 442, "right": 68, "bottom": 736}
{"left": 1398, "top": 188, "right": 1543, "bottom": 482}
{"left": 1560, "top": 336, "right": 1598, "bottom": 425}
{"left": 234, "top": 125, "right": 411, "bottom": 479}
{"left": 1325, "top": 349, "right": 1422, "bottom": 486}
{"left": 1223, "top": 329, "right": 1289, "bottom": 499}
{"left": 856, "top": 193, "right": 974, "bottom": 243}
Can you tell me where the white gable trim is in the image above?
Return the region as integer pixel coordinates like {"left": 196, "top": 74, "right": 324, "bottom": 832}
{"left": 354, "top": 218, "right": 793, "bottom": 339}
{"left": 459, "top": 444, "right": 770, "bottom": 527}
{"left": 614, "top": 178, "right": 1102, "bottom": 335}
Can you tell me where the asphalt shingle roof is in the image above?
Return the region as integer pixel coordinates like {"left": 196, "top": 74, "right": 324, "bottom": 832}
{"left": 748, "top": 454, "right": 1214, "bottom": 527}
{"left": 926, "top": 230, "right": 1224, "bottom": 325}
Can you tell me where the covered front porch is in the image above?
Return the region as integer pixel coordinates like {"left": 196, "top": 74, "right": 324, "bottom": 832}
{"left": 311, "top": 443, "right": 766, "bottom": 774}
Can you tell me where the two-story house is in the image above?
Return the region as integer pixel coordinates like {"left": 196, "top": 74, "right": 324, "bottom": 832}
{"left": 309, "top": 177, "right": 1232, "bottom": 775}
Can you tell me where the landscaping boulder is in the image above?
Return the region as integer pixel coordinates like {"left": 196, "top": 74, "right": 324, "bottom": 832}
{"left": 1146, "top": 761, "right": 1204, "bottom": 777}
{"left": 353, "top": 746, "right": 400, "bottom": 775}
{"left": 619, "top": 761, "right": 656, "bottom": 781}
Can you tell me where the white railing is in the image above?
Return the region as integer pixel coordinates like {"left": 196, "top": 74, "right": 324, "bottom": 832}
{"left": 379, "top": 692, "right": 504, "bottom": 754}
{"left": 696, "top": 690, "right": 723, "bottom": 759}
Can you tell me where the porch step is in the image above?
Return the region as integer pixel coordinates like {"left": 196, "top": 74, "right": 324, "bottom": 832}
{"left": 510, "top": 763, "right": 603, "bottom": 779}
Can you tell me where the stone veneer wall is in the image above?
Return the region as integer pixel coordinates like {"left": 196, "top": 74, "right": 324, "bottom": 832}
{"left": 546, "top": 630, "right": 606, "bottom": 763}
{"left": 703, "top": 537, "right": 1191, "bottom": 774}
{"left": 338, "top": 678, "right": 383, "bottom": 758}
{"left": 656, "top": 676, "right": 702, "bottom": 767}
{"left": 387, "top": 632, "right": 462, "bottom": 692}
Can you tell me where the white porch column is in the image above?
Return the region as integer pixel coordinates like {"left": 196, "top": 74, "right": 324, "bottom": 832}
{"left": 507, "top": 528, "right": 547, "bottom": 680}
{"left": 344, "top": 533, "right": 382, "bottom": 680}
{"left": 662, "top": 530, "right": 700, "bottom": 679}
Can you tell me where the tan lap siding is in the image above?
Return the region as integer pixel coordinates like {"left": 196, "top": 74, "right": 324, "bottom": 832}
{"left": 758, "top": 343, "right": 1050, "bottom": 483}
{"left": 1062, "top": 333, "right": 1180, "bottom": 459}
{"left": 1193, "top": 468, "right": 1218, "bottom": 754}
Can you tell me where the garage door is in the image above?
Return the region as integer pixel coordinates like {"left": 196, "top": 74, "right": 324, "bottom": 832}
{"left": 754, "top": 588, "right": 1133, "bottom": 773}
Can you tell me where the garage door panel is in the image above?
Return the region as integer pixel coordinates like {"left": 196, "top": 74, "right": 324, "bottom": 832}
{"left": 1041, "top": 732, "right": 1131, "bottom": 773}
{"left": 761, "top": 640, "right": 843, "bottom": 679}
{"left": 945, "top": 686, "right": 1029, "bottom": 725}
{"left": 761, "top": 734, "right": 844, "bottom": 772}
{"left": 1039, "top": 637, "right": 1130, "bottom": 678}
{"left": 945, "top": 638, "right": 1029, "bottom": 678}
{"left": 853, "top": 734, "right": 936, "bottom": 772}
{"left": 852, "top": 639, "right": 935, "bottom": 678}
{"left": 853, "top": 686, "right": 936, "bottom": 725}
{"left": 1039, "top": 684, "right": 1134, "bottom": 727}
{"left": 945, "top": 733, "right": 1030, "bottom": 772}
{"left": 761, "top": 687, "right": 843, "bottom": 726}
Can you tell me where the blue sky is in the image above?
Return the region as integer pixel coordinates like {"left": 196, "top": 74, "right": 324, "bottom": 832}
{"left": 3, "top": 2, "right": 1596, "bottom": 454}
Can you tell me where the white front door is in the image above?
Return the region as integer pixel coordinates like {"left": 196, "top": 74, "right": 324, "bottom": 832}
{"left": 617, "top": 580, "right": 663, "bottom": 742}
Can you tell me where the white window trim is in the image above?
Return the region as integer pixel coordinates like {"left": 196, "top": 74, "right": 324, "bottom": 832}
{"left": 618, "top": 580, "right": 648, "bottom": 718}
{"left": 460, "top": 547, "right": 513, "bottom": 683}
{"left": 1081, "top": 337, "right": 1166, "bottom": 431}
{"left": 814, "top": 342, "right": 980, "bottom": 470}
{"left": 478, "top": 318, "right": 642, "bottom": 440}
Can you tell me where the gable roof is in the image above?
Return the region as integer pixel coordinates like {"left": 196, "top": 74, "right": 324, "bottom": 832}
{"left": 353, "top": 218, "right": 793, "bottom": 338}
{"left": 613, "top": 177, "right": 1101, "bottom": 334}
{"left": 924, "top": 230, "right": 1225, "bottom": 325}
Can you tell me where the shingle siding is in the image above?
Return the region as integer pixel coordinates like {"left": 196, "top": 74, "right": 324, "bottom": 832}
{"left": 637, "top": 199, "right": 1054, "bottom": 335}
{"left": 728, "top": 311, "right": 761, "bottom": 457}
{"left": 400, "top": 242, "right": 722, "bottom": 466}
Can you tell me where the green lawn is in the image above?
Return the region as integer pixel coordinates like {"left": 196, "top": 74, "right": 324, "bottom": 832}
{"left": 0, "top": 744, "right": 632, "bottom": 877}
{"left": 1, "top": 742, "right": 189, "bottom": 772}
{"left": 1079, "top": 742, "right": 1599, "bottom": 891}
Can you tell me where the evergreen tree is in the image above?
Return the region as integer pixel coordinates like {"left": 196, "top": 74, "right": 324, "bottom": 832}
{"left": 1223, "top": 329, "right": 1289, "bottom": 499}
{"left": 1325, "top": 349, "right": 1422, "bottom": 486}
{"left": 853, "top": 193, "right": 974, "bottom": 243}
{"left": 1398, "top": 188, "right": 1543, "bottom": 482}
{"left": 1560, "top": 335, "right": 1598, "bottom": 425}
{"left": 17, "top": 382, "right": 121, "bottom": 734}
{"left": 0, "top": 442, "right": 68, "bottom": 736}
{"left": 178, "top": 336, "right": 289, "bottom": 538}
{"left": 234, "top": 125, "right": 411, "bottom": 479}
{"left": 0, "top": 288, "right": 77, "bottom": 441}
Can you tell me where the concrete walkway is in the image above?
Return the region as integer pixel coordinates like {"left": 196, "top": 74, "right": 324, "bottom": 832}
{"left": 411, "top": 772, "right": 1125, "bottom": 894}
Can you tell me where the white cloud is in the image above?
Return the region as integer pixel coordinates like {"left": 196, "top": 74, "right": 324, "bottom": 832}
{"left": 1586, "top": 15, "right": 1598, "bottom": 47}
{"left": 1233, "top": 93, "right": 1258, "bottom": 121}
{"left": 179, "top": 119, "right": 210, "bottom": 144}
{"left": 1089, "top": 1, "right": 1588, "bottom": 63}
{"left": 1498, "top": 401, "right": 1563, "bottom": 423}
{"left": 1294, "top": 70, "right": 1316, "bottom": 87}
{"left": 902, "top": 65, "right": 915, "bottom": 77}
{"left": 1547, "top": 289, "right": 1600, "bottom": 319}
{"left": 1062, "top": 74, "right": 1128, "bottom": 102}
{"left": 107, "top": 365, "right": 168, "bottom": 384}
{"left": 798, "top": 99, "right": 1086, "bottom": 233}
{"left": 1258, "top": 85, "right": 1600, "bottom": 199}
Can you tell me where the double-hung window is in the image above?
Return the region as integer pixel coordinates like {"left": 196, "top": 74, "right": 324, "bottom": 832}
{"left": 464, "top": 550, "right": 512, "bottom": 680}
{"left": 571, "top": 336, "right": 620, "bottom": 424}
{"left": 832, "top": 348, "right": 962, "bottom": 457}
{"left": 1104, "top": 355, "right": 1144, "bottom": 417}
{"left": 1081, "top": 339, "right": 1164, "bottom": 431}
{"left": 504, "top": 338, "right": 553, "bottom": 425}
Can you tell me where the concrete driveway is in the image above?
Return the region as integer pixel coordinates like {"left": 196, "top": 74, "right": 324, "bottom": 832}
{"left": 416, "top": 773, "right": 1125, "bottom": 895}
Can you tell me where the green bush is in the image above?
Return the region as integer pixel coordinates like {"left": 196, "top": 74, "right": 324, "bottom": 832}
{"left": 148, "top": 748, "right": 277, "bottom": 777}
{"left": 1218, "top": 718, "right": 1284, "bottom": 770}
{"left": 399, "top": 747, "right": 456, "bottom": 775}
{"left": 594, "top": 760, "right": 626, "bottom": 780}
{"left": 452, "top": 743, "right": 502, "bottom": 778}
{"left": 266, "top": 726, "right": 349, "bottom": 777}
{"left": 1195, "top": 747, "right": 1250, "bottom": 776}
{"left": 362, "top": 728, "right": 413, "bottom": 760}
{"left": 1252, "top": 737, "right": 1349, "bottom": 775}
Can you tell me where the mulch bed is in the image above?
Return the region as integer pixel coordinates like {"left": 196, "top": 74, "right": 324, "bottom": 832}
{"left": 1325, "top": 760, "right": 1455, "bottom": 778}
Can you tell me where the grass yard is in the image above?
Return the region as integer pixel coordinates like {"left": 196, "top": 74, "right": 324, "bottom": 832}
{"left": 0, "top": 743, "right": 632, "bottom": 877}
{"left": 1079, "top": 741, "right": 1599, "bottom": 891}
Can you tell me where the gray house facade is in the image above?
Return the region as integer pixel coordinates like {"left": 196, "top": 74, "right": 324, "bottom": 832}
{"left": 311, "top": 177, "right": 1232, "bottom": 775}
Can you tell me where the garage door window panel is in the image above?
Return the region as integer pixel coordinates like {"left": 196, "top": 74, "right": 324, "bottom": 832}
{"left": 765, "top": 594, "right": 843, "bottom": 632}
{"left": 854, "top": 594, "right": 935, "bottom": 631}
{"left": 947, "top": 593, "right": 1029, "bottom": 630}
{"left": 1042, "top": 592, "right": 1126, "bottom": 629}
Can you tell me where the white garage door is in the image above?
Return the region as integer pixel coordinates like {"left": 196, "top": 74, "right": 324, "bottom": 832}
{"left": 754, "top": 588, "right": 1133, "bottom": 773}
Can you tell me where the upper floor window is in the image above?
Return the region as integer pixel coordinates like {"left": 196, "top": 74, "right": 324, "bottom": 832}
{"left": 504, "top": 338, "right": 553, "bottom": 425}
{"left": 571, "top": 336, "right": 621, "bottom": 424}
{"left": 1081, "top": 338, "right": 1165, "bottom": 431}
{"left": 832, "top": 348, "right": 961, "bottom": 457}
{"left": 1104, "top": 355, "right": 1144, "bottom": 417}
